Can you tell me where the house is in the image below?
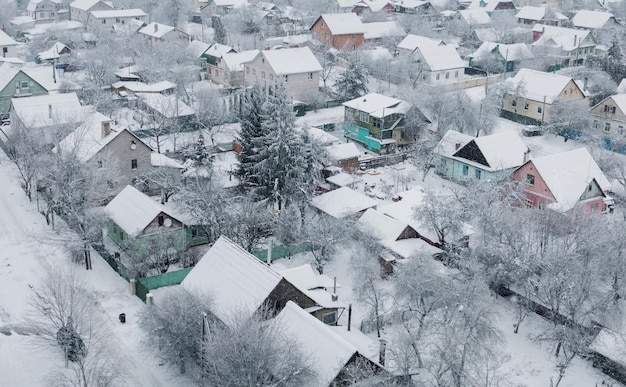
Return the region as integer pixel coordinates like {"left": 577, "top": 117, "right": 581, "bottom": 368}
{"left": 336, "top": 0, "right": 359, "bottom": 12}
{"left": 311, "top": 186, "right": 378, "bottom": 218}
{"left": 181, "top": 236, "right": 326, "bottom": 323}
{"left": 200, "top": 0, "right": 247, "bottom": 18}
{"left": 326, "top": 142, "right": 360, "bottom": 172}
{"left": 136, "top": 93, "right": 196, "bottom": 131}
{"left": 434, "top": 129, "right": 530, "bottom": 181}
{"left": 0, "top": 63, "right": 48, "bottom": 118}
{"left": 111, "top": 81, "right": 177, "bottom": 98}
{"left": 0, "top": 30, "right": 20, "bottom": 59}
{"left": 36, "top": 41, "right": 70, "bottom": 63}
{"left": 105, "top": 185, "right": 200, "bottom": 259}
{"left": 362, "top": 21, "right": 405, "bottom": 44}
{"left": 512, "top": 148, "right": 612, "bottom": 214}
{"left": 69, "top": 0, "right": 113, "bottom": 25}
{"left": 502, "top": 68, "right": 587, "bottom": 125}
{"left": 413, "top": 45, "right": 467, "bottom": 85}
{"left": 214, "top": 49, "right": 260, "bottom": 87}
{"left": 457, "top": 9, "right": 492, "bottom": 29}
{"left": 352, "top": 0, "right": 394, "bottom": 15}
{"left": 87, "top": 9, "right": 146, "bottom": 31}
{"left": 310, "top": 13, "right": 365, "bottom": 50}
{"left": 9, "top": 92, "right": 88, "bottom": 144}
{"left": 204, "top": 43, "right": 237, "bottom": 83}
{"left": 468, "top": 0, "right": 516, "bottom": 16}
{"left": 470, "top": 42, "right": 534, "bottom": 72}
{"left": 139, "top": 22, "right": 191, "bottom": 47}
{"left": 187, "top": 40, "right": 211, "bottom": 71}
{"left": 397, "top": 34, "right": 445, "bottom": 57}
{"left": 343, "top": 93, "right": 429, "bottom": 153}
{"left": 515, "top": 6, "right": 568, "bottom": 26}
{"left": 270, "top": 302, "right": 386, "bottom": 386}
{"left": 572, "top": 10, "right": 620, "bottom": 30}
{"left": 589, "top": 94, "right": 626, "bottom": 149}
{"left": 391, "top": 0, "right": 439, "bottom": 19}
{"left": 243, "top": 47, "right": 322, "bottom": 100}
{"left": 531, "top": 25, "right": 597, "bottom": 67}
{"left": 27, "top": 0, "right": 66, "bottom": 22}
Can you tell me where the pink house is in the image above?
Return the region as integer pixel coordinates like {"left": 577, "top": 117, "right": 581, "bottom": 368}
{"left": 512, "top": 148, "right": 612, "bottom": 214}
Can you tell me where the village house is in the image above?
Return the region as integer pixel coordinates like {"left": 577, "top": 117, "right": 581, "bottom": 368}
{"left": 69, "top": 0, "right": 113, "bottom": 25}
{"left": 589, "top": 94, "right": 626, "bottom": 150}
{"left": 0, "top": 30, "right": 20, "bottom": 59}
{"left": 397, "top": 34, "right": 445, "bottom": 58}
{"left": 457, "top": 9, "right": 492, "bottom": 29}
{"left": 515, "top": 6, "right": 568, "bottom": 26}
{"left": 187, "top": 40, "right": 211, "bottom": 72}
{"left": 311, "top": 186, "right": 378, "bottom": 219}
{"left": 413, "top": 44, "right": 467, "bottom": 85}
{"left": 434, "top": 129, "right": 530, "bottom": 182}
{"left": 512, "top": 148, "right": 612, "bottom": 214}
{"left": 0, "top": 63, "right": 48, "bottom": 118}
{"left": 111, "top": 81, "right": 177, "bottom": 100}
{"left": 352, "top": 0, "right": 394, "bottom": 15}
{"left": 326, "top": 142, "right": 361, "bottom": 172}
{"left": 531, "top": 24, "right": 597, "bottom": 68}
{"left": 362, "top": 21, "right": 406, "bottom": 44}
{"left": 204, "top": 43, "right": 237, "bottom": 84}
{"left": 138, "top": 22, "right": 191, "bottom": 47}
{"left": 390, "top": 0, "right": 439, "bottom": 19}
{"left": 36, "top": 41, "right": 71, "bottom": 63}
{"left": 468, "top": 0, "right": 516, "bottom": 16}
{"left": 470, "top": 42, "right": 534, "bottom": 72}
{"left": 27, "top": 0, "right": 67, "bottom": 22}
{"left": 105, "top": 185, "right": 205, "bottom": 260}
{"left": 87, "top": 9, "right": 146, "bottom": 31}
{"left": 213, "top": 49, "right": 259, "bottom": 87}
{"left": 136, "top": 93, "right": 196, "bottom": 131}
{"left": 571, "top": 10, "right": 620, "bottom": 30}
{"left": 310, "top": 13, "right": 365, "bottom": 50}
{"left": 200, "top": 0, "right": 247, "bottom": 18}
{"left": 502, "top": 68, "right": 587, "bottom": 125}
{"left": 182, "top": 236, "right": 340, "bottom": 324}
{"left": 343, "top": 93, "right": 429, "bottom": 154}
{"left": 243, "top": 47, "right": 322, "bottom": 101}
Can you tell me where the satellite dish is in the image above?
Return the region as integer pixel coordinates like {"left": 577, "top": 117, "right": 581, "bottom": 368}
{"left": 164, "top": 218, "right": 172, "bottom": 228}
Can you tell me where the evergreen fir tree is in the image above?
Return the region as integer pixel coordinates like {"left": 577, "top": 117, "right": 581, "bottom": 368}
{"left": 235, "top": 84, "right": 268, "bottom": 188}
{"left": 333, "top": 53, "right": 369, "bottom": 101}
{"left": 212, "top": 16, "right": 228, "bottom": 45}
{"left": 194, "top": 133, "right": 212, "bottom": 166}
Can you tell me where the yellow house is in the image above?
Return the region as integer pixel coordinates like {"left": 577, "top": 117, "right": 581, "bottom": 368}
{"left": 589, "top": 94, "right": 626, "bottom": 143}
{"left": 502, "top": 68, "right": 586, "bottom": 125}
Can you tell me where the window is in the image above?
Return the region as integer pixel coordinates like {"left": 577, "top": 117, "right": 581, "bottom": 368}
{"left": 246, "top": 67, "right": 250, "bottom": 74}
{"left": 524, "top": 102, "right": 529, "bottom": 110}
{"left": 308, "top": 72, "right": 313, "bottom": 80}
{"left": 525, "top": 198, "right": 533, "bottom": 208}
{"left": 537, "top": 105, "right": 542, "bottom": 114}
{"left": 283, "top": 75, "right": 288, "bottom": 82}
{"left": 436, "top": 73, "right": 440, "bottom": 80}
{"left": 462, "top": 165, "right": 469, "bottom": 176}
{"left": 322, "top": 311, "right": 337, "bottom": 325}
{"left": 102, "top": 19, "right": 106, "bottom": 24}
{"left": 445, "top": 72, "right": 449, "bottom": 79}
{"left": 605, "top": 122, "right": 611, "bottom": 132}
{"left": 269, "top": 74, "right": 273, "bottom": 81}
{"left": 619, "top": 125, "right": 624, "bottom": 135}
{"left": 2, "top": 47, "right": 7, "bottom": 57}
{"left": 352, "top": 45, "right": 356, "bottom": 50}
{"left": 538, "top": 200, "right": 545, "bottom": 210}
{"left": 321, "top": 21, "right": 324, "bottom": 27}
{"left": 593, "top": 120, "right": 599, "bottom": 129}
{"left": 455, "top": 70, "right": 459, "bottom": 78}
{"left": 158, "top": 215, "right": 164, "bottom": 226}
{"left": 474, "top": 169, "right": 481, "bottom": 179}
{"left": 526, "top": 174, "right": 535, "bottom": 185}
{"left": 131, "top": 159, "right": 137, "bottom": 169}
{"left": 97, "top": 160, "right": 103, "bottom": 168}
{"left": 252, "top": 68, "right": 256, "bottom": 76}
{"left": 511, "top": 99, "right": 516, "bottom": 107}
{"left": 20, "top": 81, "right": 29, "bottom": 89}
{"left": 261, "top": 71, "right": 265, "bottom": 79}
{"left": 359, "top": 111, "right": 369, "bottom": 122}
{"left": 116, "top": 18, "right": 120, "bottom": 23}
{"left": 352, "top": 34, "right": 356, "bottom": 39}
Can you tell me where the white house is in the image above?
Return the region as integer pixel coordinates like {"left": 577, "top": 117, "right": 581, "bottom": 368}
{"left": 531, "top": 24, "right": 597, "bottom": 67}
{"left": 413, "top": 45, "right": 466, "bottom": 85}
{"left": 87, "top": 9, "right": 146, "bottom": 30}
{"left": 27, "top": 0, "right": 66, "bottom": 22}
{"left": 397, "top": 34, "right": 445, "bottom": 57}
{"left": 139, "top": 22, "right": 191, "bottom": 47}
{"left": 69, "top": 0, "right": 113, "bottom": 24}
{"left": 0, "top": 30, "right": 19, "bottom": 59}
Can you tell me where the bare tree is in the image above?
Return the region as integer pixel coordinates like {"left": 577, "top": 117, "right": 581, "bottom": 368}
{"left": 301, "top": 212, "right": 353, "bottom": 274}
{"left": 414, "top": 189, "right": 467, "bottom": 251}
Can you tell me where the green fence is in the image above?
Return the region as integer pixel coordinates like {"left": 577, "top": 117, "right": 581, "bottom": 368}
{"left": 93, "top": 244, "right": 132, "bottom": 281}
{"left": 253, "top": 242, "right": 311, "bottom": 263}
{"left": 135, "top": 267, "right": 193, "bottom": 302}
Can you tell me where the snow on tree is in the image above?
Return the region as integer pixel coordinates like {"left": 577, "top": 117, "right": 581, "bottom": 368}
{"left": 235, "top": 84, "right": 269, "bottom": 189}
{"left": 333, "top": 53, "right": 369, "bottom": 101}
{"left": 212, "top": 15, "right": 228, "bottom": 45}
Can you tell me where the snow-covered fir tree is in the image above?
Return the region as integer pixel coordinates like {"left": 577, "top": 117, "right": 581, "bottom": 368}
{"left": 334, "top": 53, "right": 369, "bottom": 101}
{"left": 235, "top": 84, "right": 268, "bottom": 188}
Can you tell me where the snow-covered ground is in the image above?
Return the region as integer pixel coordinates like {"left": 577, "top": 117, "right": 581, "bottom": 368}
{"left": 0, "top": 151, "right": 194, "bottom": 386}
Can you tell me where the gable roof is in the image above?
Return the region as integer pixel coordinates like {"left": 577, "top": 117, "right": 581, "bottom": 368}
{"left": 468, "top": 0, "right": 513, "bottom": 12}
{"left": 271, "top": 301, "right": 365, "bottom": 387}
{"left": 417, "top": 45, "right": 466, "bottom": 71}
{"left": 505, "top": 68, "right": 579, "bottom": 103}
{"left": 105, "top": 185, "right": 183, "bottom": 237}
{"left": 205, "top": 42, "right": 236, "bottom": 58}
{"left": 278, "top": 264, "right": 336, "bottom": 291}
{"left": 70, "top": 0, "right": 109, "bottom": 10}
{"left": 471, "top": 42, "right": 534, "bottom": 62}
{"left": 255, "top": 47, "right": 322, "bottom": 75}
{"left": 311, "top": 187, "right": 378, "bottom": 218}
{"left": 358, "top": 208, "right": 414, "bottom": 241}
{"left": 0, "top": 63, "right": 21, "bottom": 92}
{"left": 221, "top": 49, "right": 260, "bottom": 72}
{"left": 526, "top": 148, "right": 611, "bottom": 213}
{"left": 139, "top": 22, "right": 186, "bottom": 39}
{"left": 532, "top": 25, "right": 593, "bottom": 51}
{"left": 353, "top": 0, "right": 393, "bottom": 12}
{"left": 315, "top": 13, "right": 365, "bottom": 35}
{"left": 595, "top": 94, "right": 626, "bottom": 116}
{"left": 458, "top": 9, "right": 491, "bottom": 25}
{"left": 397, "top": 34, "right": 444, "bottom": 52}
{"left": 362, "top": 21, "right": 405, "bottom": 40}
{"left": 187, "top": 40, "right": 211, "bottom": 58}
{"left": 515, "top": 6, "right": 567, "bottom": 22}
{"left": 452, "top": 131, "right": 529, "bottom": 172}
{"left": 11, "top": 92, "right": 84, "bottom": 128}
{"left": 342, "top": 92, "right": 412, "bottom": 118}
{"left": 0, "top": 29, "right": 19, "bottom": 47}
{"left": 182, "top": 235, "right": 283, "bottom": 322}
{"left": 326, "top": 142, "right": 360, "bottom": 161}
{"left": 37, "top": 42, "right": 69, "bottom": 61}
{"left": 572, "top": 10, "right": 615, "bottom": 29}
{"left": 435, "top": 129, "right": 473, "bottom": 158}
{"left": 90, "top": 9, "right": 145, "bottom": 18}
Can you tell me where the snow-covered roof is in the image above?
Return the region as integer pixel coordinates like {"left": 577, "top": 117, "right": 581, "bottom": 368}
{"left": 21, "top": 65, "right": 78, "bottom": 92}
{"left": 363, "top": 46, "right": 393, "bottom": 61}
{"left": 139, "top": 22, "right": 179, "bottom": 39}
{"left": 57, "top": 112, "right": 125, "bottom": 162}
{"left": 468, "top": 0, "right": 512, "bottom": 12}
{"left": 589, "top": 328, "right": 626, "bottom": 368}
{"left": 311, "top": 187, "right": 377, "bottom": 218}
{"left": 114, "top": 65, "right": 142, "bottom": 80}
{"left": 208, "top": 0, "right": 247, "bottom": 7}
{"left": 221, "top": 49, "right": 259, "bottom": 72}
{"left": 151, "top": 153, "right": 184, "bottom": 168}
{"left": 343, "top": 93, "right": 412, "bottom": 119}
{"left": 397, "top": 34, "right": 443, "bottom": 52}
{"left": 505, "top": 68, "right": 577, "bottom": 103}
{"left": 70, "top": 0, "right": 107, "bottom": 11}
{"left": 309, "top": 127, "right": 340, "bottom": 146}
{"left": 256, "top": 47, "right": 322, "bottom": 75}
{"left": 471, "top": 42, "right": 534, "bottom": 62}
{"left": 317, "top": 13, "right": 365, "bottom": 35}
{"left": 362, "top": 21, "right": 405, "bottom": 40}
{"left": 337, "top": 0, "right": 359, "bottom": 9}
{"left": 458, "top": 9, "right": 491, "bottom": 25}
{"left": 0, "top": 63, "right": 21, "bottom": 92}
{"left": 453, "top": 131, "right": 529, "bottom": 172}
{"left": 532, "top": 25, "right": 592, "bottom": 51}
{"left": 435, "top": 129, "right": 473, "bottom": 157}
{"left": 377, "top": 187, "right": 436, "bottom": 242}
{"left": 136, "top": 93, "right": 195, "bottom": 117}
{"left": 187, "top": 40, "right": 211, "bottom": 58}
{"left": 326, "top": 142, "right": 360, "bottom": 161}
{"left": 182, "top": 235, "right": 283, "bottom": 322}
{"left": 37, "top": 42, "right": 69, "bottom": 61}
{"left": 105, "top": 185, "right": 182, "bottom": 237}
{"left": 205, "top": 42, "right": 236, "bottom": 58}
{"left": 278, "top": 264, "right": 337, "bottom": 291}
{"left": 326, "top": 172, "right": 362, "bottom": 188}
{"left": 0, "top": 30, "right": 19, "bottom": 47}
{"left": 606, "top": 94, "right": 626, "bottom": 114}
{"left": 572, "top": 10, "right": 615, "bottom": 29}
{"left": 528, "top": 148, "right": 611, "bottom": 213}
{"left": 282, "top": 33, "right": 311, "bottom": 45}
{"left": 358, "top": 208, "right": 413, "bottom": 242}
{"left": 90, "top": 9, "right": 145, "bottom": 18}
{"left": 354, "top": 0, "right": 392, "bottom": 12}
{"left": 416, "top": 45, "right": 466, "bottom": 71}
{"left": 112, "top": 81, "right": 176, "bottom": 93}
{"left": 515, "top": 6, "right": 567, "bottom": 21}
{"left": 271, "top": 301, "right": 362, "bottom": 387}
{"left": 391, "top": 0, "right": 432, "bottom": 9}
{"left": 11, "top": 93, "right": 84, "bottom": 128}
{"left": 617, "top": 79, "right": 626, "bottom": 94}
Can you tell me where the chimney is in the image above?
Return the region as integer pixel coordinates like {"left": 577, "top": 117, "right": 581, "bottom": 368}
{"left": 583, "top": 76, "right": 588, "bottom": 91}
{"left": 523, "top": 148, "right": 530, "bottom": 163}
{"left": 331, "top": 276, "right": 338, "bottom": 301}
{"left": 455, "top": 142, "right": 461, "bottom": 150}
{"left": 379, "top": 339, "right": 387, "bottom": 366}
{"left": 154, "top": 23, "right": 158, "bottom": 32}
{"left": 48, "top": 104, "right": 52, "bottom": 118}
{"left": 101, "top": 121, "right": 111, "bottom": 138}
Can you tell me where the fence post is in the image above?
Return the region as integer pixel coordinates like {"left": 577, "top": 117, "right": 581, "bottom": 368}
{"left": 130, "top": 278, "right": 136, "bottom": 296}
{"left": 146, "top": 293, "right": 154, "bottom": 305}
